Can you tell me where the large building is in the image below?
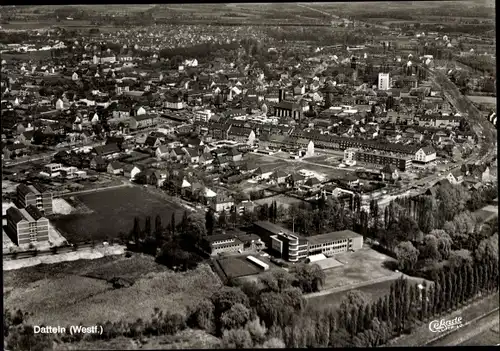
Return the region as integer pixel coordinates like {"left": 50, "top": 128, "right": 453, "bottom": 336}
{"left": 253, "top": 221, "right": 363, "bottom": 262}
{"left": 16, "top": 183, "right": 54, "bottom": 215}
{"left": 6, "top": 205, "right": 49, "bottom": 245}
{"left": 378, "top": 73, "right": 390, "bottom": 91}
{"left": 344, "top": 148, "right": 413, "bottom": 171}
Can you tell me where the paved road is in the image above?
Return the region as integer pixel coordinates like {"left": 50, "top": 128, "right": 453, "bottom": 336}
{"left": 428, "top": 310, "right": 499, "bottom": 346}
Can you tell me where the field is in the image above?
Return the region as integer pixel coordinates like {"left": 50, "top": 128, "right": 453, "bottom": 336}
{"left": 467, "top": 95, "right": 497, "bottom": 105}
{"left": 321, "top": 246, "right": 398, "bottom": 290}
{"left": 52, "top": 187, "right": 184, "bottom": 243}
{"left": 4, "top": 254, "right": 222, "bottom": 326}
{"left": 253, "top": 194, "right": 309, "bottom": 209}
{"left": 308, "top": 275, "right": 426, "bottom": 311}
{"left": 216, "top": 256, "right": 262, "bottom": 279}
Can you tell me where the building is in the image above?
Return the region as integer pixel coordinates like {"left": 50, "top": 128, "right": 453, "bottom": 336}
{"left": 378, "top": 73, "right": 390, "bottom": 91}
{"left": 16, "top": 183, "right": 54, "bottom": 215}
{"left": 202, "top": 232, "right": 244, "bottom": 256}
{"left": 307, "top": 230, "right": 363, "bottom": 256}
{"left": 271, "top": 231, "right": 309, "bottom": 262}
{"left": 414, "top": 146, "right": 437, "bottom": 164}
{"left": 6, "top": 205, "right": 49, "bottom": 245}
{"left": 209, "top": 193, "right": 234, "bottom": 212}
{"left": 253, "top": 221, "right": 364, "bottom": 262}
{"left": 40, "top": 163, "right": 62, "bottom": 178}
{"left": 193, "top": 109, "right": 213, "bottom": 122}
{"left": 129, "top": 114, "right": 157, "bottom": 130}
{"left": 344, "top": 148, "right": 412, "bottom": 171}
{"left": 274, "top": 101, "right": 302, "bottom": 120}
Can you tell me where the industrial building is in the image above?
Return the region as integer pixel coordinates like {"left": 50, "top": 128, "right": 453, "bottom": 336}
{"left": 6, "top": 205, "right": 49, "bottom": 245}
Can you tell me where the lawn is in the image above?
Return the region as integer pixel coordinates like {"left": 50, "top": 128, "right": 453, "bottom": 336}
{"left": 52, "top": 187, "right": 184, "bottom": 243}
{"left": 466, "top": 95, "right": 497, "bottom": 105}
{"left": 4, "top": 254, "right": 222, "bottom": 326}
{"left": 321, "top": 246, "right": 398, "bottom": 290}
{"left": 308, "top": 275, "right": 426, "bottom": 311}
{"left": 254, "top": 194, "right": 308, "bottom": 209}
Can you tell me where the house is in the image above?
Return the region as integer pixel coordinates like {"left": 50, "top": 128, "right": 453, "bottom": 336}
{"left": 150, "top": 170, "right": 169, "bottom": 187}
{"left": 90, "top": 156, "right": 108, "bottom": 171}
{"left": 92, "top": 143, "right": 121, "bottom": 159}
{"left": 381, "top": 164, "right": 400, "bottom": 181}
{"left": 209, "top": 193, "right": 235, "bottom": 212}
{"left": 226, "top": 147, "right": 242, "bottom": 162}
{"left": 303, "top": 177, "right": 322, "bottom": 191}
{"left": 155, "top": 145, "right": 170, "bottom": 160}
{"left": 287, "top": 172, "right": 306, "bottom": 188}
{"left": 253, "top": 164, "right": 275, "bottom": 181}
{"left": 414, "top": 146, "right": 437, "bottom": 164}
{"left": 107, "top": 161, "right": 124, "bottom": 175}
{"left": 123, "top": 164, "right": 142, "bottom": 181}
{"left": 169, "top": 147, "right": 185, "bottom": 161}
{"left": 129, "top": 114, "right": 157, "bottom": 130}
{"left": 270, "top": 170, "right": 289, "bottom": 185}
{"left": 199, "top": 152, "right": 214, "bottom": 166}
{"left": 447, "top": 170, "right": 464, "bottom": 185}
{"left": 144, "top": 136, "right": 161, "bottom": 149}
{"left": 228, "top": 127, "right": 256, "bottom": 145}
{"left": 18, "top": 130, "right": 35, "bottom": 145}
{"left": 112, "top": 109, "right": 130, "bottom": 119}
{"left": 202, "top": 233, "right": 244, "bottom": 256}
{"left": 183, "top": 147, "right": 200, "bottom": 163}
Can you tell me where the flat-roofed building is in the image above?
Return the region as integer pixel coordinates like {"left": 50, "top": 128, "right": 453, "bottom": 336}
{"left": 6, "top": 205, "right": 49, "bottom": 245}
{"left": 16, "top": 183, "right": 54, "bottom": 215}
{"left": 202, "top": 233, "right": 244, "bottom": 256}
{"left": 270, "top": 232, "right": 309, "bottom": 262}
{"left": 307, "top": 230, "right": 363, "bottom": 257}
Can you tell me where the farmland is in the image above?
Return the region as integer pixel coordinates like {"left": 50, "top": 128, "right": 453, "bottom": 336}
{"left": 4, "top": 254, "right": 222, "bottom": 326}
{"left": 52, "top": 187, "right": 184, "bottom": 243}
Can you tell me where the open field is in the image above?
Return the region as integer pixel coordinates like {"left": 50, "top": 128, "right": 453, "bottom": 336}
{"left": 308, "top": 274, "right": 426, "bottom": 311}
{"left": 467, "top": 95, "right": 497, "bottom": 105}
{"left": 321, "top": 246, "right": 398, "bottom": 290}
{"left": 253, "top": 194, "right": 309, "bottom": 209}
{"left": 4, "top": 254, "right": 222, "bottom": 326}
{"left": 217, "top": 255, "right": 262, "bottom": 279}
{"left": 52, "top": 187, "right": 184, "bottom": 243}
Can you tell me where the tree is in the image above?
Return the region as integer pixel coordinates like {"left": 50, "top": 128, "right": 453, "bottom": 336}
{"left": 132, "top": 217, "right": 140, "bottom": 246}
{"left": 429, "top": 229, "right": 453, "bottom": 260}
{"left": 475, "top": 234, "right": 498, "bottom": 263}
{"left": 171, "top": 212, "right": 176, "bottom": 236}
{"left": 219, "top": 210, "right": 227, "bottom": 228}
{"left": 420, "top": 234, "right": 441, "bottom": 262}
{"left": 144, "top": 216, "right": 151, "bottom": 237}
{"left": 395, "top": 241, "right": 419, "bottom": 272}
{"left": 448, "top": 249, "right": 473, "bottom": 268}
{"left": 154, "top": 215, "right": 162, "bottom": 245}
{"left": 222, "top": 328, "right": 254, "bottom": 349}
{"left": 261, "top": 337, "right": 285, "bottom": 348}
{"left": 187, "top": 299, "right": 215, "bottom": 333}
{"left": 260, "top": 270, "right": 294, "bottom": 293}
{"left": 245, "top": 317, "right": 267, "bottom": 345}
{"left": 205, "top": 209, "right": 215, "bottom": 235}
{"left": 221, "top": 303, "right": 251, "bottom": 331}
{"left": 211, "top": 287, "right": 250, "bottom": 334}
{"left": 290, "top": 263, "right": 325, "bottom": 293}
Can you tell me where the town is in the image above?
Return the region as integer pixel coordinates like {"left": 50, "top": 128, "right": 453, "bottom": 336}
{"left": 2, "top": 3, "right": 498, "bottom": 350}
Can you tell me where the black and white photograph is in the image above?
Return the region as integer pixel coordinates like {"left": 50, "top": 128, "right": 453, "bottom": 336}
{"left": 1, "top": 2, "right": 498, "bottom": 349}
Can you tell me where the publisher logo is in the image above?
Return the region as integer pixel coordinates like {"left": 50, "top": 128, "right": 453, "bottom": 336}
{"left": 429, "top": 317, "right": 463, "bottom": 333}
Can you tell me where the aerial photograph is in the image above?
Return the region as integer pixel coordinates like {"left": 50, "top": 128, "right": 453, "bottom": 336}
{"left": 1, "top": 2, "right": 498, "bottom": 349}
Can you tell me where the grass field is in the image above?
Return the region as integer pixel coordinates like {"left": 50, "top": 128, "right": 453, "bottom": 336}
{"left": 321, "top": 247, "right": 398, "bottom": 290}
{"left": 4, "top": 254, "right": 222, "bottom": 326}
{"left": 253, "top": 194, "right": 309, "bottom": 209}
{"left": 467, "top": 95, "right": 497, "bottom": 105}
{"left": 217, "top": 255, "right": 262, "bottom": 279}
{"left": 52, "top": 187, "right": 184, "bottom": 243}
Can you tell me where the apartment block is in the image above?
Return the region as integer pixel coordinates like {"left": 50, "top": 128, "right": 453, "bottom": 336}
{"left": 16, "top": 183, "right": 54, "bottom": 215}
{"left": 6, "top": 205, "right": 49, "bottom": 245}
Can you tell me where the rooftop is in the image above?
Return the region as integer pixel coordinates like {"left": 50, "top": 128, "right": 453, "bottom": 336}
{"left": 307, "top": 230, "right": 362, "bottom": 245}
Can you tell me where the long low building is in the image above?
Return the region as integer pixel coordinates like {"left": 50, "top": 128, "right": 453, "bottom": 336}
{"left": 253, "top": 221, "right": 363, "bottom": 262}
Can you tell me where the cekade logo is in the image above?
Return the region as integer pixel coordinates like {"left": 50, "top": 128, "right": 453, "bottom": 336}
{"left": 429, "top": 316, "right": 463, "bottom": 333}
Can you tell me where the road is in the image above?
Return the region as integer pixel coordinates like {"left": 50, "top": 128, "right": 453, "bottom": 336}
{"left": 428, "top": 310, "right": 499, "bottom": 346}
{"left": 424, "top": 65, "right": 497, "bottom": 163}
